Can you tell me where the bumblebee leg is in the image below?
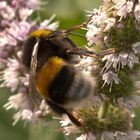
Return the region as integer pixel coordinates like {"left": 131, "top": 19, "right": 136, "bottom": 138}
{"left": 64, "top": 37, "right": 77, "bottom": 48}
{"left": 46, "top": 99, "right": 82, "bottom": 127}
{"left": 67, "top": 48, "right": 117, "bottom": 57}
{"left": 67, "top": 48, "right": 97, "bottom": 57}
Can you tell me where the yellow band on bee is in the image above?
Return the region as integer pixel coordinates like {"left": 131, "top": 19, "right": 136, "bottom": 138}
{"left": 36, "top": 57, "right": 65, "bottom": 98}
{"left": 30, "top": 29, "right": 52, "bottom": 38}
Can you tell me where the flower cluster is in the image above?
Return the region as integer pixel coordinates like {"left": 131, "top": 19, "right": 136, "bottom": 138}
{"left": 0, "top": 0, "right": 58, "bottom": 124}
{"left": 1, "top": 0, "right": 140, "bottom": 140}
{"left": 63, "top": 0, "right": 140, "bottom": 139}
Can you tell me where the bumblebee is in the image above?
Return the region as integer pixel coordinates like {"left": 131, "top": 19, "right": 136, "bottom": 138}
{"left": 22, "top": 29, "right": 96, "bottom": 126}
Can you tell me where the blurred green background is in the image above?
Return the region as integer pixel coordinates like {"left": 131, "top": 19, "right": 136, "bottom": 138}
{"left": 1, "top": 0, "right": 140, "bottom": 140}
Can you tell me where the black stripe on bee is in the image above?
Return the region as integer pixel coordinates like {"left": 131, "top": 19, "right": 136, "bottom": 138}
{"left": 22, "top": 36, "right": 37, "bottom": 69}
{"left": 48, "top": 65, "right": 75, "bottom": 104}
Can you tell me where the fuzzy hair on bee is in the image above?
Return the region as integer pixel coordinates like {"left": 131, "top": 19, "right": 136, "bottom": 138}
{"left": 22, "top": 28, "right": 96, "bottom": 127}
{"left": 22, "top": 29, "right": 78, "bottom": 70}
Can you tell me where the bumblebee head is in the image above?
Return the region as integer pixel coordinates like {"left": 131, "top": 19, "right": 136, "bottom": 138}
{"left": 22, "top": 29, "right": 77, "bottom": 70}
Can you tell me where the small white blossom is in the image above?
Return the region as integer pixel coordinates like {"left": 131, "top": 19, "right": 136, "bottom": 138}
{"left": 75, "top": 57, "right": 96, "bottom": 74}
{"left": 134, "top": 81, "right": 140, "bottom": 92}
{"left": 118, "top": 52, "right": 129, "bottom": 68}
{"left": 103, "top": 17, "right": 116, "bottom": 31}
{"left": 115, "top": 131, "right": 140, "bottom": 140}
{"left": 101, "top": 131, "right": 115, "bottom": 140}
{"left": 0, "top": 59, "right": 20, "bottom": 91}
{"left": 20, "top": 74, "right": 29, "bottom": 86}
{"left": 113, "top": 0, "right": 133, "bottom": 21}
{"left": 125, "top": 95, "right": 140, "bottom": 109}
{"left": 87, "top": 9, "right": 115, "bottom": 32}
{"left": 86, "top": 25, "right": 101, "bottom": 45}
{"left": 38, "top": 100, "right": 50, "bottom": 116}
{"left": 21, "top": 109, "right": 33, "bottom": 121}
{"left": 40, "top": 20, "right": 59, "bottom": 30}
{"left": 4, "top": 94, "right": 50, "bottom": 124}
{"left": 117, "top": 22, "right": 124, "bottom": 29}
{"left": 102, "top": 53, "right": 119, "bottom": 72}
{"left": 134, "top": 3, "right": 140, "bottom": 22}
{"left": 4, "top": 93, "right": 24, "bottom": 110}
{"left": 60, "top": 114, "right": 72, "bottom": 127}
{"left": 127, "top": 52, "right": 139, "bottom": 69}
{"left": 101, "top": 131, "right": 140, "bottom": 140}
{"left": 102, "top": 52, "right": 139, "bottom": 72}
{"left": 102, "top": 71, "right": 120, "bottom": 91}
{"left": 63, "top": 125, "right": 78, "bottom": 136}
{"left": 76, "top": 133, "right": 96, "bottom": 140}
{"left": 76, "top": 134, "right": 88, "bottom": 140}
{"left": 19, "top": 8, "right": 33, "bottom": 21}
{"left": 132, "top": 42, "right": 140, "bottom": 54}
{"left": 12, "top": 109, "right": 33, "bottom": 125}
{"left": 0, "top": 35, "right": 7, "bottom": 47}
{"left": 39, "top": 15, "right": 59, "bottom": 30}
{"left": 3, "top": 93, "right": 31, "bottom": 111}
{"left": 13, "top": 111, "right": 23, "bottom": 125}
{"left": 88, "top": 9, "right": 108, "bottom": 26}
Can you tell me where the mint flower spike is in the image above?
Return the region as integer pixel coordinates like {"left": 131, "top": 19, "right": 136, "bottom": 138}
{"left": 0, "top": 0, "right": 59, "bottom": 126}
{"left": 72, "top": 0, "right": 140, "bottom": 139}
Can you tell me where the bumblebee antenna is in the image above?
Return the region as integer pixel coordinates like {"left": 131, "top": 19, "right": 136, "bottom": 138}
{"left": 66, "top": 13, "right": 94, "bottom": 33}
{"left": 48, "top": 13, "right": 94, "bottom": 39}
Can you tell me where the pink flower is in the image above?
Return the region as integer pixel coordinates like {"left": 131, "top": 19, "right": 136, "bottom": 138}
{"left": 19, "top": 8, "right": 33, "bottom": 21}
{"left": 0, "top": 59, "right": 20, "bottom": 91}
{"left": 26, "top": 0, "right": 44, "bottom": 10}
{"left": 0, "top": 32, "right": 17, "bottom": 46}
{"left": 0, "top": 1, "right": 15, "bottom": 20}
{"left": 7, "top": 21, "right": 32, "bottom": 41}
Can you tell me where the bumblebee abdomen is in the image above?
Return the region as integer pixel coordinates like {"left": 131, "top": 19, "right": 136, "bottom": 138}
{"left": 36, "top": 56, "right": 95, "bottom": 107}
{"left": 48, "top": 62, "right": 95, "bottom": 106}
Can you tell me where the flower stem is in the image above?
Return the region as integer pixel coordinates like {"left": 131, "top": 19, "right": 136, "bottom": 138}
{"left": 98, "top": 101, "right": 110, "bottom": 119}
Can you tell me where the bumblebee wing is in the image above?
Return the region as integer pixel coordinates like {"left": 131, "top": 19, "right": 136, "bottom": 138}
{"left": 29, "top": 39, "right": 41, "bottom": 109}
